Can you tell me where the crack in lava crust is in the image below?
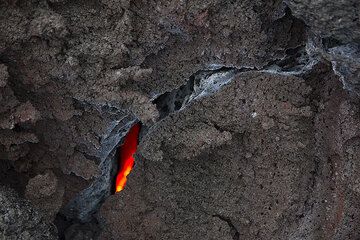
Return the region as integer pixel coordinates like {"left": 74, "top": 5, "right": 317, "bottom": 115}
{"left": 115, "top": 123, "right": 141, "bottom": 193}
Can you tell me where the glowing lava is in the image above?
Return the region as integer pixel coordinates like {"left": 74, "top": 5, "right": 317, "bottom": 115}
{"left": 115, "top": 123, "right": 141, "bottom": 193}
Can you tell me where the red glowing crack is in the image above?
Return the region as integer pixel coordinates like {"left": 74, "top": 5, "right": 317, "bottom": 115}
{"left": 115, "top": 123, "right": 141, "bottom": 193}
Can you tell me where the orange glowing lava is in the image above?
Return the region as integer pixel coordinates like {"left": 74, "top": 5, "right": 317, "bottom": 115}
{"left": 115, "top": 123, "right": 141, "bottom": 193}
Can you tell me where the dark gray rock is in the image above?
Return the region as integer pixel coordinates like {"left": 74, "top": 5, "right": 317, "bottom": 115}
{"left": 286, "top": 0, "right": 360, "bottom": 95}
{"left": 286, "top": 0, "right": 360, "bottom": 44}
{"left": 0, "top": 186, "right": 58, "bottom": 240}
{"left": 327, "top": 43, "right": 360, "bottom": 94}
{"left": 1, "top": 0, "right": 360, "bottom": 239}
{"left": 100, "top": 71, "right": 316, "bottom": 239}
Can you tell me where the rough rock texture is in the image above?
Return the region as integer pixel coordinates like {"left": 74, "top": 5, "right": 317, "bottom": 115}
{"left": 0, "top": 186, "right": 57, "bottom": 239}
{"left": 286, "top": 0, "right": 360, "bottom": 94}
{"left": 0, "top": 0, "right": 359, "bottom": 239}
{"left": 101, "top": 71, "right": 315, "bottom": 239}
{"left": 25, "top": 171, "right": 65, "bottom": 221}
{"left": 100, "top": 64, "right": 360, "bottom": 240}
{"left": 286, "top": 0, "right": 360, "bottom": 44}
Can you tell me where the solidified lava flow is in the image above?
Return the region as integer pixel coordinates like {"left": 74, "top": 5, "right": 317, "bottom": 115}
{"left": 115, "top": 123, "right": 141, "bottom": 193}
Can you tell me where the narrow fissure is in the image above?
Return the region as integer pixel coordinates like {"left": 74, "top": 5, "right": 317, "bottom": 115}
{"left": 55, "top": 121, "right": 141, "bottom": 239}
{"left": 52, "top": 38, "right": 317, "bottom": 237}
{"left": 153, "top": 67, "right": 244, "bottom": 119}
{"left": 53, "top": 8, "right": 315, "bottom": 237}
{"left": 153, "top": 43, "right": 318, "bottom": 121}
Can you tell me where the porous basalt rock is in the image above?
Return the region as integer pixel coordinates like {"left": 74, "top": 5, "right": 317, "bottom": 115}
{"left": 286, "top": 0, "right": 360, "bottom": 44}
{"left": 25, "top": 171, "right": 65, "bottom": 222}
{"left": 0, "top": 186, "right": 57, "bottom": 240}
{"left": 0, "top": 0, "right": 360, "bottom": 239}
{"left": 101, "top": 71, "right": 317, "bottom": 239}
{"left": 0, "top": 0, "right": 301, "bottom": 227}
{"left": 101, "top": 65, "right": 360, "bottom": 240}
{"left": 61, "top": 152, "right": 101, "bottom": 180}
{"left": 286, "top": 0, "right": 360, "bottom": 95}
{"left": 0, "top": 64, "right": 8, "bottom": 87}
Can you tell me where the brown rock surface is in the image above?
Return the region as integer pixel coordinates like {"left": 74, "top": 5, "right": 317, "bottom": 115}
{"left": 100, "top": 71, "right": 317, "bottom": 239}
{"left": 25, "top": 171, "right": 65, "bottom": 222}
{"left": 0, "top": 0, "right": 359, "bottom": 239}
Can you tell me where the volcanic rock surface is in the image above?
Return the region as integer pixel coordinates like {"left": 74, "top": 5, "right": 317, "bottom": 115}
{"left": 0, "top": 0, "right": 359, "bottom": 239}
{"left": 0, "top": 186, "right": 57, "bottom": 239}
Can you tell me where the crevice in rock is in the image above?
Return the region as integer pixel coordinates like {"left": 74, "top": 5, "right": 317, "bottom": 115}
{"left": 213, "top": 214, "right": 240, "bottom": 240}
{"left": 153, "top": 43, "right": 320, "bottom": 121}
{"left": 66, "top": 17, "right": 314, "bottom": 227}
{"left": 53, "top": 117, "right": 141, "bottom": 238}
{"left": 263, "top": 45, "right": 312, "bottom": 73}
{"left": 1, "top": 1, "right": 359, "bottom": 239}
{"left": 57, "top": 30, "right": 319, "bottom": 237}
{"left": 153, "top": 67, "right": 248, "bottom": 120}
{"left": 151, "top": 10, "right": 316, "bottom": 119}
{"left": 59, "top": 117, "right": 138, "bottom": 220}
